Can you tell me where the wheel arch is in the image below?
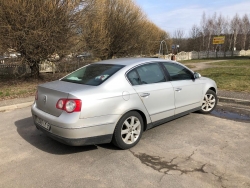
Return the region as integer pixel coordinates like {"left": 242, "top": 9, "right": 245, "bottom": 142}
{"left": 208, "top": 87, "right": 217, "bottom": 94}
{"left": 133, "top": 109, "right": 148, "bottom": 131}
{"left": 113, "top": 109, "right": 149, "bottom": 133}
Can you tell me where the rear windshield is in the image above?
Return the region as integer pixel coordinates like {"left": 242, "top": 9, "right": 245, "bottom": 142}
{"left": 61, "top": 64, "right": 125, "bottom": 86}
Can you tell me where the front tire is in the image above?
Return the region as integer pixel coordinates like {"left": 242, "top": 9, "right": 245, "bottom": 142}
{"left": 199, "top": 89, "right": 217, "bottom": 114}
{"left": 112, "top": 111, "right": 144, "bottom": 150}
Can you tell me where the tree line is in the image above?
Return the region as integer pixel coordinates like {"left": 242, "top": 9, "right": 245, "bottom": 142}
{"left": 0, "top": 0, "right": 168, "bottom": 77}
{"left": 1, "top": 0, "right": 249, "bottom": 78}
{"left": 172, "top": 12, "right": 250, "bottom": 52}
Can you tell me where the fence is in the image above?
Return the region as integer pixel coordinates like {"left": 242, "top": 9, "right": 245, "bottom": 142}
{"left": 1, "top": 50, "right": 250, "bottom": 77}
{"left": 0, "top": 59, "right": 91, "bottom": 77}
{"left": 0, "top": 64, "right": 31, "bottom": 77}
{"left": 172, "top": 50, "right": 250, "bottom": 61}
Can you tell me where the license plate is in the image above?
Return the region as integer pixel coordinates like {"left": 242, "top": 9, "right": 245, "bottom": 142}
{"left": 35, "top": 117, "right": 51, "bottom": 130}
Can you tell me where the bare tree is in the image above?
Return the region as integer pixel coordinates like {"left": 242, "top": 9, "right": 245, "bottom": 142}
{"left": 213, "top": 14, "right": 226, "bottom": 51}
{"left": 186, "top": 12, "right": 250, "bottom": 52}
{"left": 80, "top": 0, "right": 167, "bottom": 59}
{"left": 222, "top": 18, "right": 233, "bottom": 51}
{"left": 0, "top": 43, "right": 4, "bottom": 54}
{"left": 138, "top": 21, "right": 169, "bottom": 56}
{"left": 173, "top": 29, "right": 185, "bottom": 39}
{"left": 200, "top": 12, "right": 207, "bottom": 51}
{"left": 172, "top": 29, "right": 185, "bottom": 52}
{"left": 214, "top": 14, "right": 225, "bottom": 36}
{"left": 230, "top": 14, "right": 241, "bottom": 51}
{"left": 0, "top": 0, "right": 87, "bottom": 77}
{"left": 81, "top": 0, "right": 143, "bottom": 59}
{"left": 188, "top": 24, "right": 201, "bottom": 51}
{"left": 205, "top": 13, "right": 217, "bottom": 53}
{"left": 199, "top": 12, "right": 217, "bottom": 52}
{"left": 239, "top": 14, "right": 250, "bottom": 50}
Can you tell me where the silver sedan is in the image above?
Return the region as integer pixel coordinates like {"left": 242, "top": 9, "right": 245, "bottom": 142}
{"left": 31, "top": 58, "right": 217, "bottom": 149}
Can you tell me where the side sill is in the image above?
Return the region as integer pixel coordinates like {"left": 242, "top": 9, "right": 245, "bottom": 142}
{"left": 146, "top": 107, "right": 201, "bottom": 130}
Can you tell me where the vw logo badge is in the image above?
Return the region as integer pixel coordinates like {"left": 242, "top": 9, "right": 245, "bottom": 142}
{"left": 43, "top": 95, "right": 47, "bottom": 104}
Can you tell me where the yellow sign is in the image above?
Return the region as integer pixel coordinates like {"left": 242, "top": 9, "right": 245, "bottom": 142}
{"left": 213, "top": 36, "right": 225, "bottom": 44}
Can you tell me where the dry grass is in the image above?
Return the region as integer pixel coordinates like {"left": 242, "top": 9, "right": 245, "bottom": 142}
{"left": 179, "top": 56, "right": 250, "bottom": 64}
{"left": 209, "top": 59, "right": 250, "bottom": 66}
{"left": 195, "top": 58, "right": 250, "bottom": 92}
{"left": 0, "top": 73, "right": 65, "bottom": 101}
{"left": 185, "top": 65, "right": 196, "bottom": 69}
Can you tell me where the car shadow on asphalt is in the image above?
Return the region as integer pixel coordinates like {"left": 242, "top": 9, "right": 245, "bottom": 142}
{"left": 14, "top": 116, "right": 98, "bottom": 154}
{"left": 97, "top": 143, "right": 120, "bottom": 150}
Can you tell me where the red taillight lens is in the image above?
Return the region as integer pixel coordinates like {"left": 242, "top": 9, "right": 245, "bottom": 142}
{"left": 35, "top": 90, "right": 38, "bottom": 100}
{"left": 56, "top": 99, "right": 81, "bottom": 113}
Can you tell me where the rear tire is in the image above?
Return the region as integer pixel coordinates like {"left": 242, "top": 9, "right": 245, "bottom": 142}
{"left": 199, "top": 89, "right": 217, "bottom": 114}
{"left": 112, "top": 111, "right": 143, "bottom": 150}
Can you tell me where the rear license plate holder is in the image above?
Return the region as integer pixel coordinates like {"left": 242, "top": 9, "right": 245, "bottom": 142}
{"left": 35, "top": 117, "right": 51, "bottom": 130}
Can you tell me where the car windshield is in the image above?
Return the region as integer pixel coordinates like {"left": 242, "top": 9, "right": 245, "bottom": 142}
{"left": 61, "top": 64, "right": 125, "bottom": 86}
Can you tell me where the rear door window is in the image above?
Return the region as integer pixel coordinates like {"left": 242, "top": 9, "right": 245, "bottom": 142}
{"left": 61, "top": 64, "right": 125, "bottom": 86}
{"left": 127, "top": 69, "right": 140, "bottom": 85}
{"left": 127, "top": 63, "right": 166, "bottom": 85}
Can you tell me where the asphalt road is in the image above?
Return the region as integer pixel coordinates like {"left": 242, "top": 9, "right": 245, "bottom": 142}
{"left": 1, "top": 106, "right": 250, "bottom": 188}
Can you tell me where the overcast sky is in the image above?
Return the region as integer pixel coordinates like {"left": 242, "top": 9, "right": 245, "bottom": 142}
{"left": 135, "top": 0, "right": 250, "bottom": 37}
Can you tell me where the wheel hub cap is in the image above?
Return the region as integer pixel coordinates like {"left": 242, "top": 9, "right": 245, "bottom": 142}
{"left": 121, "top": 116, "right": 141, "bottom": 145}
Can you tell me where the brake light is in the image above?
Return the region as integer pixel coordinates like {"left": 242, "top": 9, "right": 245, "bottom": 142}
{"left": 56, "top": 99, "right": 82, "bottom": 113}
{"left": 35, "top": 90, "right": 38, "bottom": 100}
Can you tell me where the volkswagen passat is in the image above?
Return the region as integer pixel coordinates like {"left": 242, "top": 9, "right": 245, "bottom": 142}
{"left": 31, "top": 58, "right": 217, "bottom": 149}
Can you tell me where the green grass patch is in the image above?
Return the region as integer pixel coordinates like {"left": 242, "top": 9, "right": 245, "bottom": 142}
{"left": 5, "top": 91, "right": 10, "bottom": 97}
{"left": 18, "top": 90, "right": 27, "bottom": 95}
{"left": 179, "top": 59, "right": 213, "bottom": 64}
{"left": 210, "top": 59, "right": 250, "bottom": 66}
{"left": 198, "top": 67, "right": 250, "bottom": 92}
{"left": 179, "top": 56, "right": 250, "bottom": 64}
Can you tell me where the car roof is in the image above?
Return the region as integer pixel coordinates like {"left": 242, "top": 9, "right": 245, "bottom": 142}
{"left": 92, "top": 57, "right": 194, "bottom": 74}
{"left": 93, "top": 58, "right": 174, "bottom": 66}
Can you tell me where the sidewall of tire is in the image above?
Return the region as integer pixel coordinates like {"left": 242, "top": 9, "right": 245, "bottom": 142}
{"left": 112, "top": 111, "right": 144, "bottom": 150}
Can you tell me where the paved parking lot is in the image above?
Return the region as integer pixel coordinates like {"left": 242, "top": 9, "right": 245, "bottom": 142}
{"left": 0, "top": 106, "right": 250, "bottom": 188}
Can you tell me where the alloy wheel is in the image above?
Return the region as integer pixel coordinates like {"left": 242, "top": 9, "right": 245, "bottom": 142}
{"left": 202, "top": 93, "right": 216, "bottom": 112}
{"left": 121, "top": 116, "right": 141, "bottom": 145}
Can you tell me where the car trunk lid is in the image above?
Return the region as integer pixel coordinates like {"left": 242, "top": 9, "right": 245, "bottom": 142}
{"left": 36, "top": 80, "right": 93, "bottom": 117}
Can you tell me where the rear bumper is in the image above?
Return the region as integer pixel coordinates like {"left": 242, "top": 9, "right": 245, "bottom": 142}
{"left": 35, "top": 123, "right": 112, "bottom": 146}
{"left": 31, "top": 103, "right": 118, "bottom": 146}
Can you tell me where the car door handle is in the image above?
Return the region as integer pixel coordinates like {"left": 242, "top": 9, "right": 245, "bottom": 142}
{"left": 140, "top": 93, "right": 150, "bottom": 97}
{"left": 175, "top": 88, "right": 182, "bottom": 92}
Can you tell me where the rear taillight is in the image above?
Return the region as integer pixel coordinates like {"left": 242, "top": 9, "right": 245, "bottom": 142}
{"left": 35, "top": 90, "right": 38, "bottom": 100}
{"left": 56, "top": 99, "right": 82, "bottom": 113}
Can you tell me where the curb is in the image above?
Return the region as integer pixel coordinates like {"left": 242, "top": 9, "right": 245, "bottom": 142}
{"left": 218, "top": 97, "right": 250, "bottom": 106}
{"left": 0, "top": 101, "right": 33, "bottom": 112}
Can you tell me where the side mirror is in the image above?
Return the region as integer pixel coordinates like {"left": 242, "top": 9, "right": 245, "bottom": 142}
{"left": 194, "top": 72, "right": 201, "bottom": 79}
